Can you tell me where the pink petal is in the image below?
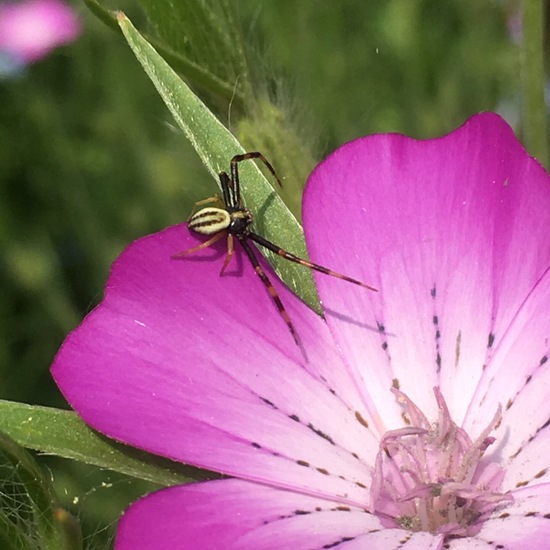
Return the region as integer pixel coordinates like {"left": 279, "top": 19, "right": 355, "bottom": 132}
{"left": 0, "top": 0, "right": 80, "bottom": 63}
{"left": 303, "top": 113, "right": 550, "bottom": 432}
{"left": 116, "top": 479, "right": 442, "bottom": 550}
{"left": 465, "top": 268, "right": 550, "bottom": 490}
{"left": 52, "top": 225, "right": 380, "bottom": 506}
{"left": 448, "top": 484, "right": 550, "bottom": 549}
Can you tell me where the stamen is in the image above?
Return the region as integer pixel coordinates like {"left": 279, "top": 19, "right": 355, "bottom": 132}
{"left": 371, "top": 387, "right": 513, "bottom": 538}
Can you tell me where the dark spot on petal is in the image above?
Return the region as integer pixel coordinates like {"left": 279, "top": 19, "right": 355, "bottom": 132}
{"left": 317, "top": 467, "right": 329, "bottom": 475}
{"left": 251, "top": 442, "right": 261, "bottom": 449}
{"left": 297, "top": 460, "right": 310, "bottom": 467}
{"left": 377, "top": 322, "right": 385, "bottom": 332}
{"left": 499, "top": 512, "right": 510, "bottom": 519}
{"left": 455, "top": 331, "right": 462, "bottom": 366}
{"left": 543, "top": 513, "right": 550, "bottom": 519}
{"left": 515, "top": 480, "right": 529, "bottom": 488}
{"left": 307, "top": 423, "right": 335, "bottom": 445}
{"left": 355, "top": 481, "right": 367, "bottom": 489}
{"left": 488, "top": 333, "right": 495, "bottom": 348}
{"left": 431, "top": 286, "right": 436, "bottom": 298}
{"left": 260, "top": 397, "right": 276, "bottom": 408}
{"left": 536, "top": 469, "right": 549, "bottom": 478}
{"left": 525, "top": 511, "right": 538, "bottom": 517}
{"left": 382, "top": 341, "right": 388, "bottom": 350}
{"left": 294, "top": 509, "right": 310, "bottom": 516}
{"left": 541, "top": 355, "right": 548, "bottom": 365}
{"left": 335, "top": 506, "right": 351, "bottom": 512}
{"left": 355, "top": 411, "right": 369, "bottom": 429}
{"left": 323, "top": 536, "right": 355, "bottom": 548}
{"left": 289, "top": 414, "right": 300, "bottom": 422}
{"left": 433, "top": 315, "right": 439, "bottom": 325}
{"left": 526, "top": 374, "right": 532, "bottom": 384}
{"left": 506, "top": 398, "right": 513, "bottom": 410}
{"left": 510, "top": 446, "right": 522, "bottom": 459}
{"left": 392, "top": 378, "right": 400, "bottom": 389}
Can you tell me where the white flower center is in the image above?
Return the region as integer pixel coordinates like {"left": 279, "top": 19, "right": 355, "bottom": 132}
{"left": 370, "top": 388, "right": 513, "bottom": 537}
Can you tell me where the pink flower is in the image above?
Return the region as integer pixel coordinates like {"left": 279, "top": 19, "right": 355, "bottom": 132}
{"left": 52, "top": 113, "right": 550, "bottom": 549}
{"left": 0, "top": 0, "right": 80, "bottom": 65}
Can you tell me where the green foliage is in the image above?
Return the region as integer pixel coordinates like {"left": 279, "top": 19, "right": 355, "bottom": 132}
{"left": 0, "top": 1, "right": 523, "bottom": 547}
{"left": 0, "top": 431, "right": 81, "bottom": 550}
{"left": 0, "top": 400, "right": 211, "bottom": 486}
{"left": 248, "top": 0, "right": 517, "bottom": 144}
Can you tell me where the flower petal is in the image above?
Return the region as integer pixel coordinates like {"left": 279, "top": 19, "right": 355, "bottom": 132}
{"left": 116, "top": 479, "right": 442, "bottom": 550}
{"left": 448, "top": 484, "right": 550, "bottom": 549}
{"left": 303, "top": 113, "right": 550, "bottom": 431}
{"left": 465, "top": 267, "right": 550, "bottom": 490}
{"left": 52, "top": 225, "right": 380, "bottom": 505}
{"left": 0, "top": 0, "right": 80, "bottom": 63}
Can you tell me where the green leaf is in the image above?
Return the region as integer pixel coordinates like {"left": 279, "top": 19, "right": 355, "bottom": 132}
{"left": 0, "top": 400, "right": 214, "bottom": 487}
{"left": 117, "top": 12, "right": 321, "bottom": 313}
{"left": 138, "top": 0, "right": 252, "bottom": 102}
{"left": 0, "top": 431, "right": 79, "bottom": 550}
{"left": 83, "top": 0, "right": 245, "bottom": 108}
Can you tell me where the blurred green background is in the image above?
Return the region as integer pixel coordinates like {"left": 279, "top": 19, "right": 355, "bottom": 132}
{"left": 0, "top": 0, "right": 525, "bottom": 547}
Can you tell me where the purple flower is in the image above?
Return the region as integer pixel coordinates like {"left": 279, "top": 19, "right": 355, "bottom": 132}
{"left": 0, "top": 0, "right": 80, "bottom": 67}
{"left": 51, "top": 113, "right": 550, "bottom": 549}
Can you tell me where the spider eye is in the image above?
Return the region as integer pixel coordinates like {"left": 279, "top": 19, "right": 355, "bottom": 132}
{"left": 188, "top": 207, "right": 231, "bottom": 235}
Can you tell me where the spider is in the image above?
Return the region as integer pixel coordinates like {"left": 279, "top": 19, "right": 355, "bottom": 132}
{"left": 172, "top": 152, "right": 377, "bottom": 344}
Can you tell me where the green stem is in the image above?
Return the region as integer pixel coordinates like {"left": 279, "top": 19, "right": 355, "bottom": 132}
{"left": 521, "top": 0, "right": 548, "bottom": 168}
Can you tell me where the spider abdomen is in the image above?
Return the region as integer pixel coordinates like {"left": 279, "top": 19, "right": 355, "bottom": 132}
{"left": 188, "top": 207, "right": 231, "bottom": 235}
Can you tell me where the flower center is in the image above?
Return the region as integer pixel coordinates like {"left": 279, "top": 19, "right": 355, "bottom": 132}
{"left": 370, "top": 388, "right": 513, "bottom": 538}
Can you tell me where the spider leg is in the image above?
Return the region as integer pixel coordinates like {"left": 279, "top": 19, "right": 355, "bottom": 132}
{"left": 171, "top": 231, "right": 225, "bottom": 259}
{"left": 248, "top": 233, "right": 378, "bottom": 292}
{"left": 238, "top": 237, "right": 299, "bottom": 345}
{"left": 219, "top": 234, "right": 234, "bottom": 275}
{"left": 186, "top": 194, "right": 225, "bottom": 221}
{"left": 231, "top": 152, "right": 283, "bottom": 208}
{"left": 218, "top": 171, "right": 234, "bottom": 208}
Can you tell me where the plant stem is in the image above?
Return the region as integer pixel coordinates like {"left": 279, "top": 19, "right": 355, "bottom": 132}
{"left": 521, "top": 0, "right": 548, "bottom": 168}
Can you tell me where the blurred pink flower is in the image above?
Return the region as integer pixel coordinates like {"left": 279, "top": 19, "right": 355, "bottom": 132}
{"left": 52, "top": 114, "right": 550, "bottom": 548}
{"left": 0, "top": 0, "right": 80, "bottom": 64}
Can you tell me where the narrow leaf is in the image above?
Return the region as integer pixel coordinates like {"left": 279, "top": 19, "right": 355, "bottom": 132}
{"left": 0, "top": 400, "right": 214, "bottom": 486}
